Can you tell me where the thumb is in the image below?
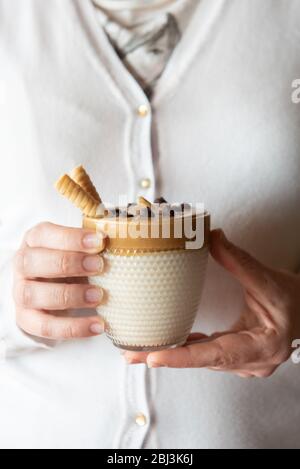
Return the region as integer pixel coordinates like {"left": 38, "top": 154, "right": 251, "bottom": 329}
{"left": 210, "top": 229, "right": 270, "bottom": 294}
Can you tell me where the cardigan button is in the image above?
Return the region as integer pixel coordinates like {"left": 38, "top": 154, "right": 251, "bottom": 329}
{"left": 139, "top": 178, "right": 152, "bottom": 189}
{"left": 137, "top": 104, "right": 150, "bottom": 117}
{"left": 135, "top": 413, "right": 147, "bottom": 427}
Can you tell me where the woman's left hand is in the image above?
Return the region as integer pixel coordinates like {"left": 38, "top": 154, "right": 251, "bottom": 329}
{"left": 124, "top": 230, "right": 300, "bottom": 378}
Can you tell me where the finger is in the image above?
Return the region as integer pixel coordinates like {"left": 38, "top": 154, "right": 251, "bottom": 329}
{"left": 124, "top": 351, "right": 149, "bottom": 365}
{"left": 186, "top": 333, "right": 210, "bottom": 342}
{"left": 231, "top": 309, "right": 259, "bottom": 332}
{"left": 244, "top": 291, "right": 276, "bottom": 329}
{"left": 16, "top": 308, "right": 105, "bottom": 340}
{"left": 25, "top": 222, "right": 107, "bottom": 254}
{"left": 124, "top": 331, "right": 248, "bottom": 366}
{"left": 210, "top": 229, "right": 272, "bottom": 296}
{"left": 207, "top": 367, "right": 255, "bottom": 378}
{"left": 123, "top": 333, "right": 210, "bottom": 365}
{"left": 15, "top": 247, "right": 104, "bottom": 279}
{"left": 252, "top": 366, "right": 278, "bottom": 378}
{"left": 146, "top": 330, "right": 267, "bottom": 369}
{"left": 208, "top": 365, "right": 252, "bottom": 373}
{"left": 14, "top": 280, "right": 104, "bottom": 311}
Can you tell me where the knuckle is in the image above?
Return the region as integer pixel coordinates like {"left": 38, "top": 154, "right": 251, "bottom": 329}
{"left": 58, "top": 253, "right": 72, "bottom": 275}
{"left": 213, "top": 356, "right": 227, "bottom": 368}
{"left": 225, "top": 352, "right": 240, "bottom": 368}
{"left": 212, "top": 343, "right": 227, "bottom": 368}
{"left": 213, "top": 342, "right": 240, "bottom": 369}
{"left": 212, "top": 345, "right": 227, "bottom": 367}
{"left": 13, "top": 280, "right": 32, "bottom": 307}
{"left": 54, "top": 285, "right": 72, "bottom": 309}
{"left": 61, "top": 324, "right": 80, "bottom": 340}
{"left": 216, "top": 352, "right": 238, "bottom": 368}
{"left": 39, "top": 320, "right": 53, "bottom": 339}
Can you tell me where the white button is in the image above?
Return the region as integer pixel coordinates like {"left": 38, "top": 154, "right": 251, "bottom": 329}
{"left": 137, "top": 104, "right": 150, "bottom": 117}
{"left": 139, "top": 178, "right": 152, "bottom": 189}
{"left": 135, "top": 413, "right": 147, "bottom": 427}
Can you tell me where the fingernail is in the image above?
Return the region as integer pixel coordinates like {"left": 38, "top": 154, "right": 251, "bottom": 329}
{"left": 89, "top": 322, "right": 104, "bottom": 335}
{"left": 85, "top": 287, "right": 103, "bottom": 304}
{"left": 83, "top": 233, "right": 105, "bottom": 249}
{"left": 82, "top": 255, "right": 104, "bottom": 273}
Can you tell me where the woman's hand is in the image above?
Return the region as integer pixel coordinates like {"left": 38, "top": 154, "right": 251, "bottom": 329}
{"left": 13, "top": 222, "right": 106, "bottom": 340}
{"left": 124, "top": 230, "right": 300, "bottom": 378}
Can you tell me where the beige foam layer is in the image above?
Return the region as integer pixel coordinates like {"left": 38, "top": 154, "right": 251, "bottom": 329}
{"left": 83, "top": 212, "right": 210, "bottom": 254}
{"left": 55, "top": 175, "right": 99, "bottom": 217}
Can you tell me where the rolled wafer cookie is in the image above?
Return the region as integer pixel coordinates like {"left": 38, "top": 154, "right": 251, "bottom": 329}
{"left": 55, "top": 174, "right": 99, "bottom": 217}
{"left": 138, "top": 196, "right": 152, "bottom": 208}
{"left": 70, "top": 165, "right": 101, "bottom": 203}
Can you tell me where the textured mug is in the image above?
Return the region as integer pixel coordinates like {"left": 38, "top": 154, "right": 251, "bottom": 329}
{"left": 84, "top": 211, "right": 210, "bottom": 351}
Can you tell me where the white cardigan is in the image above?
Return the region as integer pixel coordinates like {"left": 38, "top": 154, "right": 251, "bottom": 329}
{"left": 0, "top": 0, "right": 300, "bottom": 449}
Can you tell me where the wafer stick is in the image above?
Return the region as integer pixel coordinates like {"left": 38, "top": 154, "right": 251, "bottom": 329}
{"left": 55, "top": 174, "right": 99, "bottom": 217}
{"left": 138, "top": 196, "right": 152, "bottom": 209}
{"left": 70, "top": 165, "right": 101, "bottom": 203}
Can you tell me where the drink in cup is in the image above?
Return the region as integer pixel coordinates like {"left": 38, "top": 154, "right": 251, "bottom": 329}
{"left": 55, "top": 167, "right": 210, "bottom": 351}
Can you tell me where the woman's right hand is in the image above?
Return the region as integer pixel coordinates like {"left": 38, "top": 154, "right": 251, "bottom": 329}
{"left": 13, "top": 222, "right": 107, "bottom": 340}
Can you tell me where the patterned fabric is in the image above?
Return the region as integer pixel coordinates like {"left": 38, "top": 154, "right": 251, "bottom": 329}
{"left": 93, "top": 0, "right": 190, "bottom": 97}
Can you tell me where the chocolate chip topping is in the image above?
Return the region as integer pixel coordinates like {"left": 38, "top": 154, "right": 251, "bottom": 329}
{"left": 154, "top": 197, "right": 168, "bottom": 204}
{"left": 105, "top": 198, "right": 192, "bottom": 219}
